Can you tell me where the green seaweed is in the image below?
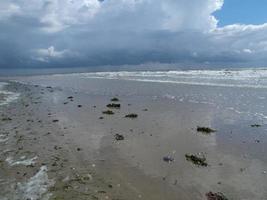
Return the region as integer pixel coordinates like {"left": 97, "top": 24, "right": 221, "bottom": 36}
{"left": 251, "top": 124, "right": 261, "bottom": 128}
{"left": 102, "top": 110, "right": 114, "bottom": 115}
{"left": 106, "top": 103, "right": 121, "bottom": 109}
{"left": 125, "top": 113, "right": 138, "bottom": 118}
{"left": 197, "top": 126, "right": 216, "bottom": 134}
{"left": 110, "top": 97, "right": 119, "bottom": 102}
{"left": 185, "top": 154, "right": 208, "bottom": 167}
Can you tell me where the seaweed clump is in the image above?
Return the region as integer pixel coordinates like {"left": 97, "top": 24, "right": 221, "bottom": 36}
{"left": 197, "top": 126, "right": 216, "bottom": 134}
{"left": 1, "top": 117, "right": 12, "bottom": 121}
{"left": 115, "top": 134, "right": 124, "bottom": 141}
{"left": 106, "top": 103, "right": 121, "bottom": 109}
{"left": 111, "top": 97, "right": 119, "bottom": 102}
{"left": 102, "top": 110, "right": 114, "bottom": 115}
{"left": 185, "top": 154, "right": 208, "bottom": 167}
{"left": 251, "top": 124, "right": 261, "bottom": 128}
{"left": 125, "top": 113, "right": 138, "bottom": 118}
{"left": 206, "top": 192, "right": 228, "bottom": 200}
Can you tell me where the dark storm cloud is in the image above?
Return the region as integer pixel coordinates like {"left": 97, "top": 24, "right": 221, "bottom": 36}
{"left": 0, "top": 0, "right": 267, "bottom": 69}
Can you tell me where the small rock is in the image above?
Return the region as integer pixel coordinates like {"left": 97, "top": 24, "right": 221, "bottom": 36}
{"left": 115, "top": 134, "right": 124, "bottom": 141}
{"left": 206, "top": 192, "right": 228, "bottom": 200}
{"left": 163, "top": 156, "right": 174, "bottom": 163}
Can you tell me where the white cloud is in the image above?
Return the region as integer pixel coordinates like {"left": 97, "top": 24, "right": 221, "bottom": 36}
{"left": 0, "top": 2, "right": 21, "bottom": 19}
{"left": 0, "top": 0, "right": 223, "bottom": 32}
{"left": 243, "top": 49, "right": 253, "bottom": 54}
{"left": 0, "top": 0, "right": 267, "bottom": 67}
{"left": 210, "top": 23, "right": 267, "bottom": 54}
{"left": 34, "top": 46, "right": 69, "bottom": 62}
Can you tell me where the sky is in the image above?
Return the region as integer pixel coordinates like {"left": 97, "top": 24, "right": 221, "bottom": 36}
{"left": 215, "top": 0, "right": 267, "bottom": 26}
{"left": 0, "top": 0, "right": 267, "bottom": 69}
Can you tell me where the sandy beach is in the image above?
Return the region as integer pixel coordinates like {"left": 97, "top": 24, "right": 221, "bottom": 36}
{"left": 1, "top": 71, "right": 267, "bottom": 200}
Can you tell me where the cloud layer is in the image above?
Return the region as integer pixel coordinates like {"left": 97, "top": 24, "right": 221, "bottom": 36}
{"left": 0, "top": 0, "right": 267, "bottom": 68}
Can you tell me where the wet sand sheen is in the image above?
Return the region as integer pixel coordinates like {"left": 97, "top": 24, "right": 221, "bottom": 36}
{"left": 0, "top": 79, "right": 267, "bottom": 200}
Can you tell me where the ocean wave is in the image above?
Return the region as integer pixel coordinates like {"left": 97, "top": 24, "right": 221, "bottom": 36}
{"left": 6, "top": 156, "right": 38, "bottom": 166}
{"left": 16, "top": 166, "right": 54, "bottom": 200}
{"left": 0, "top": 82, "right": 20, "bottom": 106}
{"left": 51, "top": 69, "right": 267, "bottom": 89}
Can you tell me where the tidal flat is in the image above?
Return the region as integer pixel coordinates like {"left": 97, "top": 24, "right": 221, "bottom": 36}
{"left": 0, "top": 72, "right": 267, "bottom": 200}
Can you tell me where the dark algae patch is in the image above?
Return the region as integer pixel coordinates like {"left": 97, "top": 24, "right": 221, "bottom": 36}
{"left": 110, "top": 97, "right": 119, "bottom": 102}
{"left": 1, "top": 117, "right": 12, "bottom": 121}
{"left": 197, "top": 126, "right": 216, "bottom": 134}
{"left": 251, "top": 124, "right": 261, "bottom": 127}
{"left": 102, "top": 110, "right": 114, "bottom": 115}
{"left": 185, "top": 154, "right": 208, "bottom": 166}
{"left": 115, "top": 134, "right": 124, "bottom": 141}
{"left": 206, "top": 192, "right": 228, "bottom": 200}
{"left": 125, "top": 113, "right": 138, "bottom": 118}
{"left": 106, "top": 103, "right": 121, "bottom": 109}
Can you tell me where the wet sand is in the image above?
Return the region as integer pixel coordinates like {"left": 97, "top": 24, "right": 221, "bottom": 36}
{"left": 0, "top": 79, "right": 267, "bottom": 200}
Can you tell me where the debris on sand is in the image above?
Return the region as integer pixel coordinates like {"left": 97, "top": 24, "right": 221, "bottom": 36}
{"left": 251, "top": 124, "right": 261, "bottom": 128}
{"left": 2, "top": 117, "right": 12, "bottom": 121}
{"left": 102, "top": 110, "right": 114, "bottom": 115}
{"left": 115, "top": 134, "right": 124, "bottom": 141}
{"left": 197, "top": 126, "right": 216, "bottom": 134}
{"left": 110, "top": 97, "right": 119, "bottom": 102}
{"left": 206, "top": 192, "right": 228, "bottom": 200}
{"left": 106, "top": 103, "right": 121, "bottom": 109}
{"left": 67, "top": 96, "right": 74, "bottom": 101}
{"left": 52, "top": 119, "right": 59, "bottom": 123}
{"left": 163, "top": 156, "right": 174, "bottom": 163}
{"left": 125, "top": 113, "right": 138, "bottom": 118}
{"left": 185, "top": 154, "right": 208, "bottom": 166}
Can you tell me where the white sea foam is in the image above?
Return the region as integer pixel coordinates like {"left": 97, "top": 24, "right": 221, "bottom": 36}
{"left": 0, "top": 82, "right": 8, "bottom": 88}
{"left": 0, "top": 82, "right": 20, "bottom": 106}
{"left": 6, "top": 156, "right": 38, "bottom": 166}
{"left": 51, "top": 69, "right": 267, "bottom": 89}
{"left": 16, "top": 166, "right": 54, "bottom": 200}
{"left": 0, "top": 134, "right": 9, "bottom": 143}
{"left": 0, "top": 137, "right": 8, "bottom": 143}
{"left": 0, "top": 91, "right": 20, "bottom": 106}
